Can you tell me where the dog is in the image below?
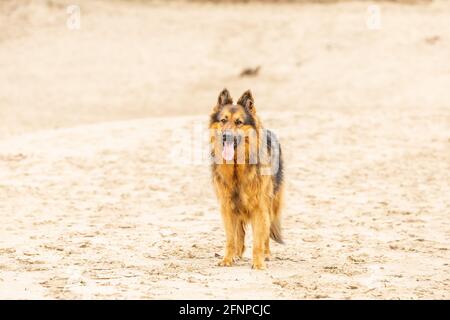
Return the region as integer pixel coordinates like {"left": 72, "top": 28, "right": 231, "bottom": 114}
{"left": 209, "top": 88, "right": 284, "bottom": 270}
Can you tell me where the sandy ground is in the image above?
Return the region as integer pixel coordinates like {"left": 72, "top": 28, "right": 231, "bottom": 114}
{"left": 0, "top": 0, "right": 449, "bottom": 299}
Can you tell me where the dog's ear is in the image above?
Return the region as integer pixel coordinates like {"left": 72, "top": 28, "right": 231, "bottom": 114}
{"left": 237, "top": 90, "right": 255, "bottom": 114}
{"left": 217, "top": 88, "right": 233, "bottom": 107}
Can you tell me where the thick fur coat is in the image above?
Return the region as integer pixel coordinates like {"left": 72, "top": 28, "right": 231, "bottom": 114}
{"left": 209, "top": 89, "right": 284, "bottom": 270}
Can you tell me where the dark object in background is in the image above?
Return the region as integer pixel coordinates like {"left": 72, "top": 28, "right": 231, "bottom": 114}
{"left": 239, "top": 66, "right": 261, "bottom": 77}
{"left": 424, "top": 35, "right": 440, "bottom": 45}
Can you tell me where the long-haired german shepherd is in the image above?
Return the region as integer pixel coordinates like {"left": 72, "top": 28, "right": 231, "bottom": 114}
{"left": 209, "top": 88, "right": 284, "bottom": 270}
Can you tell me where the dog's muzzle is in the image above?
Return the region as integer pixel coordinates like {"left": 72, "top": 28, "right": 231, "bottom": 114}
{"left": 222, "top": 131, "right": 242, "bottom": 147}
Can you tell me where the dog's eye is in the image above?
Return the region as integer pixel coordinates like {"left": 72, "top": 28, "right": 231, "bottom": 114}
{"left": 220, "top": 119, "right": 227, "bottom": 124}
{"left": 235, "top": 119, "right": 242, "bottom": 126}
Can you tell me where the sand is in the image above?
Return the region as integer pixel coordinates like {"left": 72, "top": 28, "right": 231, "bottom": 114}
{"left": 0, "top": 0, "right": 449, "bottom": 299}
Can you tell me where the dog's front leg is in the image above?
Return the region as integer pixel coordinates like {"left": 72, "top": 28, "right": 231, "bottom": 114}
{"left": 218, "top": 204, "right": 237, "bottom": 267}
{"left": 251, "top": 208, "right": 270, "bottom": 270}
{"left": 234, "top": 220, "right": 246, "bottom": 260}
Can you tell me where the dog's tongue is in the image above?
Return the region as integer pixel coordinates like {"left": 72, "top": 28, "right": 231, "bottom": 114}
{"left": 222, "top": 143, "right": 235, "bottom": 161}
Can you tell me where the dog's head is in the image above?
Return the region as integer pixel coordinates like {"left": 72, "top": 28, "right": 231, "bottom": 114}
{"left": 209, "top": 88, "right": 258, "bottom": 162}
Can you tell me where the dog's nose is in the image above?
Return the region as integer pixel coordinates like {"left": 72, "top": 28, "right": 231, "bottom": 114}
{"left": 222, "top": 132, "right": 233, "bottom": 143}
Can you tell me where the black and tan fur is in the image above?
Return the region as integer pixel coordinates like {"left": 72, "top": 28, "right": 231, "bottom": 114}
{"left": 209, "top": 88, "right": 284, "bottom": 270}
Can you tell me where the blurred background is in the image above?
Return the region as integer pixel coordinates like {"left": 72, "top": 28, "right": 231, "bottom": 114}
{"left": 0, "top": 0, "right": 448, "bottom": 138}
{"left": 1, "top": 0, "right": 450, "bottom": 299}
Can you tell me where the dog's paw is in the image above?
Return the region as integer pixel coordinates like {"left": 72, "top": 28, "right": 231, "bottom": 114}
{"left": 233, "top": 255, "right": 243, "bottom": 262}
{"left": 218, "top": 258, "right": 233, "bottom": 267}
{"left": 251, "top": 261, "right": 267, "bottom": 270}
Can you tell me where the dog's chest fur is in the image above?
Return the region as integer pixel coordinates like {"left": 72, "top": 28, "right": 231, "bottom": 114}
{"left": 212, "top": 163, "right": 266, "bottom": 217}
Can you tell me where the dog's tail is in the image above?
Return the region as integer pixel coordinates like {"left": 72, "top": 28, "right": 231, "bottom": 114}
{"left": 270, "top": 185, "right": 284, "bottom": 244}
{"left": 270, "top": 215, "right": 284, "bottom": 244}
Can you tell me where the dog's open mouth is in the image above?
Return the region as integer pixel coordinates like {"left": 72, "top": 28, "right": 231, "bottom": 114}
{"left": 221, "top": 132, "right": 243, "bottom": 161}
{"left": 222, "top": 141, "right": 235, "bottom": 161}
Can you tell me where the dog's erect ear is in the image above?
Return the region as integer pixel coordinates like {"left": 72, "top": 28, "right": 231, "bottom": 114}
{"left": 217, "top": 88, "right": 233, "bottom": 107}
{"left": 237, "top": 90, "right": 255, "bottom": 114}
